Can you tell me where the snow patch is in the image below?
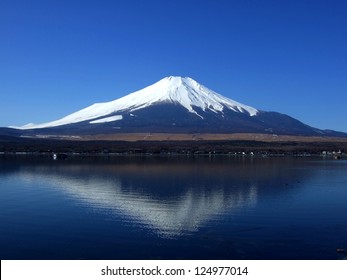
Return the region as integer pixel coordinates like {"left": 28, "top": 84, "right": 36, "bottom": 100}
{"left": 89, "top": 115, "right": 123, "bottom": 124}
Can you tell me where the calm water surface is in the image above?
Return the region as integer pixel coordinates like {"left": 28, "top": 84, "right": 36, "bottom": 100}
{"left": 0, "top": 156, "right": 346, "bottom": 259}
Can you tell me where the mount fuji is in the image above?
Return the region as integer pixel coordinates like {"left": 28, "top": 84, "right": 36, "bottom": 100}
{"left": 3, "top": 76, "right": 347, "bottom": 137}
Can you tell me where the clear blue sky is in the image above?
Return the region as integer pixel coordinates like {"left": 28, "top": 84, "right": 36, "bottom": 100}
{"left": 1, "top": 0, "right": 346, "bottom": 132}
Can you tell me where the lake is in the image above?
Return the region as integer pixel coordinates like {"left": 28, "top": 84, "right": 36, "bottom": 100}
{"left": 0, "top": 155, "right": 346, "bottom": 260}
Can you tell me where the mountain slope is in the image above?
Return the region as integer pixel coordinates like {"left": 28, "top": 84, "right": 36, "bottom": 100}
{"left": 5, "top": 76, "right": 347, "bottom": 137}
{"left": 13, "top": 76, "right": 258, "bottom": 129}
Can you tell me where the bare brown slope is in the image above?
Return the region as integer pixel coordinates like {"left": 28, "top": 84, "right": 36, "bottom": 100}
{"left": 71, "top": 133, "right": 347, "bottom": 142}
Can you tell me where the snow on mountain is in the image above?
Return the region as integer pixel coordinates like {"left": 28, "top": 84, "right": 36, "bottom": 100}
{"left": 13, "top": 76, "right": 258, "bottom": 130}
{"left": 89, "top": 115, "right": 123, "bottom": 124}
{"left": 110, "top": 76, "right": 259, "bottom": 117}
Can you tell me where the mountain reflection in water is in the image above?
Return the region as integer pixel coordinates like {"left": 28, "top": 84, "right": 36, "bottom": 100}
{"left": 2, "top": 156, "right": 347, "bottom": 259}
{"left": 13, "top": 157, "right": 306, "bottom": 238}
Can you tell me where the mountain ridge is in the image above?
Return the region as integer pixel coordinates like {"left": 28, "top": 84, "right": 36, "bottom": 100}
{"left": 3, "top": 76, "right": 347, "bottom": 138}
{"left": 12, "top": 76, "right": 258, "bottom": 129}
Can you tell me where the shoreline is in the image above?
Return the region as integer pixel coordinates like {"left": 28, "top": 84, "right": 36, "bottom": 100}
{"left": 1, "top": 133, "right": 347, "bottom": 157}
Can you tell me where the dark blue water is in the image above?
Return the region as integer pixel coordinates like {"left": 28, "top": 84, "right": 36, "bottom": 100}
{"left": 0, "top": 156, "right": 346, "bottom": 260}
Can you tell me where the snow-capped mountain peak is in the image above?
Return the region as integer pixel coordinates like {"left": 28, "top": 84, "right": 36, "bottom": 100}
{"left": 119, "top": 76, "right": 258, "bottom": 117}
{"left": 13, "top": 76, "right": 258, "bottom": 129}
{"left": 7, "top": 76, "right": 346, "bottom": 137}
